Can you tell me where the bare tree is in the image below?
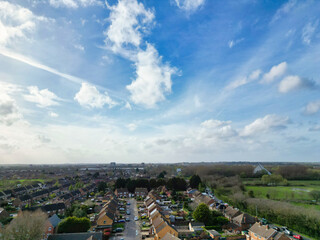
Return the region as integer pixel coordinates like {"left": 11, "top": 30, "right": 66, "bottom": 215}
{"left": 0, "top": 210, "right": 47, "bottom": 240}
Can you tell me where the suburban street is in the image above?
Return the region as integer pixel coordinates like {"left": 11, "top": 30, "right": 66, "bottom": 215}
{"left": 112, "top": 198, "right": 141, "bottom": 240}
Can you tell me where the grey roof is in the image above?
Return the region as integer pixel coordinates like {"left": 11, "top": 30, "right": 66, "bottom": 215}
{"left": 48, "top": 214, "right": 61, "bottom": 228}
{"left": 162, "top": 233, "right": 180, "bottom": 240}
{"left": 47, "top": 232, "right": 103, "bottom": 240}
{"left": 249, "top": 223, "right": 277, "bottom": 239}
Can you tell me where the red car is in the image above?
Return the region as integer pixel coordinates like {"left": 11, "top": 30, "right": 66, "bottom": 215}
{"left": 293, "top": 235, "right": 303, "bottom": 240}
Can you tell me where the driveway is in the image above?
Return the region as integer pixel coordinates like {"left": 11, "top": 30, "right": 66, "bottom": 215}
{"left": 112, "top": 198, "right": 141, "bottom": 240}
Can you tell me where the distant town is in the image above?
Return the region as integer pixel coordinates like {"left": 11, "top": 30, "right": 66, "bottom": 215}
{"left": 0, "top": 162, "right": 319, "bottom": 240}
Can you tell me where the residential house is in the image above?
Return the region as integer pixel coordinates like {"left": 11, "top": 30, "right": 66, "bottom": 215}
{"left": 207, "top": 230, "right": 221, "bottom": 240}
{"left": 47, "top": 232, "right": 103, "bottom": 240}
{"left": 246, "top": 223, "right": 291, "bottom": 240}
{"left": 162, "top": 233, "right": 181, "bottom": 240}
{"left": 43, "top": 214, "right": 61, "bottom": 240}
{"left": 224, "top": 206, "right": 241, "bottom": 220}
{"left": 0, "top": 208, "right": 9, "bottom": 220}
{"left": 135, "top": 188, "right": 148, "bottom": 198}
{"left": 114, "top": 188, "right": 129, "bottom": 198}
{"left": 189, "top": 222, "right": 204, "bottom": 232}
{"left": 154, "top": 220, "right": 178, "bottom": 240}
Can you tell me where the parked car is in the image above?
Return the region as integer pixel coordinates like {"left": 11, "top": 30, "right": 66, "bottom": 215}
{"left": 134, "top": 216, "right": 138, "bottom": 221}
{"left": 272, "top": 226, "right": 280, "bottom": 231}
{"left": 127, "top": 202, "right": 130, "bottom": 205}
{"left": 126, "top": 217, "right": 130, "bottom": 222}
{"left": 284, "top": 229, "right": 292, "bottom": 236}
{"left": 118, "top": 219, "right": 126, "bottom": 223}
{"left": 119, "top": 207, "right": 125, "bottom": 211}
{"left": 115, "top": 228, "right": 124, "bottom": 232}
{"left": 293, "top": 235, "right": 303, "bottom": 240}
{"left": 126, "top": 210, "right": 131, "bottom": 215}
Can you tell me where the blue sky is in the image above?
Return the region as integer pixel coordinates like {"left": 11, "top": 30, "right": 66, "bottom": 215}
{"left": 0, "top": 0, "right": 319, "bottom": 164}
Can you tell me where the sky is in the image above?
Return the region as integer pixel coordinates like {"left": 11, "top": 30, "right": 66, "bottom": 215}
{"left": 0, "top": 0, "right": 320, "bottom": 164}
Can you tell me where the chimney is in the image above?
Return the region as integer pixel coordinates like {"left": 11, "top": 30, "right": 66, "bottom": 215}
{"left": 259, "top": 222, "right": 262, "bottom": 226}
{"left": 266, "top": 225, "right": 269, "bottom": 229}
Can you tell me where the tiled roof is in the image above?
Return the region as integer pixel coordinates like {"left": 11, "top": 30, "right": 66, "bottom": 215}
{"left": 249, "top": 222, "right": 277, "bottom": 239}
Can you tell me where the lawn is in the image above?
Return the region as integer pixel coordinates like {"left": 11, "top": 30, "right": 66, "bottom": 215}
{"left": 244, "top": 180, "right": 320, "bottom": 210}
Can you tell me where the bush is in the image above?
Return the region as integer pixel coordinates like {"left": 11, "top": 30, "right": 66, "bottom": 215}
{"left": 57, "top": 216, "right": 90, "bottom": 233}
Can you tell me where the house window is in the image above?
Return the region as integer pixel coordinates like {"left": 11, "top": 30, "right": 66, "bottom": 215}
{"left": 104, "top": 221, "right": 106, "bottom": 224}
{"left": 48, "top": 227, "right": 52, "bottom": 231}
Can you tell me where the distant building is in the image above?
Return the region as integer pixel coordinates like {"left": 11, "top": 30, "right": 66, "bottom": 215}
{"left": 253, "top": 163, "right": 271, "bottom": 175}
{"left": 110, "top": 162, "right": 116, "bottom": 168}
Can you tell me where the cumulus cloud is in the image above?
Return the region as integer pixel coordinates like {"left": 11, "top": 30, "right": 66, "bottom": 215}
{"left": 200, "top": 119, "right": 237, "bottom": 139}
{"left": 74, "top": 82, "right": 117, "bottom": 108}
{"left": 49, "top": 0, "right": 102, "bottom": 8}
{"left": 304, "top": 100, "right": 320, "bottom": 114}
{"left": 278, "top": 75, "right": 316, "bottom": 93}
{"left": 126, "top": 44, "right": 177, "bottom": 108}
{"left": 125, "top": 101, "right": 132, "bottom": 110}
{"left": 241, "top": 114, "right": 289, "bottom": 137}
{"left": 104, "top": 0, "right": 154, "bottom": 56}
{"left": 227, "top": 69, "right": 261, "bottom": 90}
{"left": 104, "top": 0, "right": 177, "bottom": 108}
{"left": 302, "top": 20, "right": 319, "bottom": 45}
{"left": 261, "top": 62, "right": 287, "bottom": 84}
{"left": 175, "top": 0, "right": 205, "bottom": 13}
{"left": 0, "top": 86, "right": 21, "bottom": 126}
{"left": 0, "top": 1, "right": 48, "bottom": 47}
{"left": 24, "top": 86, "right": 60, "bottom": 108}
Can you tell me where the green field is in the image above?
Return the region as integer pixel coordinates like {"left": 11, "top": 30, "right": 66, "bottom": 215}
{"left": 244, "top": 180, "right": 320, "bottom": 210}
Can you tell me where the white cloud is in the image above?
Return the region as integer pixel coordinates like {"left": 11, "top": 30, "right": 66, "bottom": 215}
{"left": 302, "top": 20, "right": 319, "bottom": 45}
{"left": 200, "top": 119, "right": 237, "bottom": 139}
{"left": 278, "top": 75, "right": 316, "bottom": 93}
{"left": 227, "top": 69, "right": 261, "bottom": 90}
{"left": 261, "top": 62, "right": 287, "bottom": 84}
{"left": 24, "top": 86, "right": 60, "bottom": 108}
{"left": 125, "top": 101, "right": 132, "bottom": 110}
{"left": 126, "top": 44, "right": 177, "bottom": 108}
{"left": 201, "top": 119, "right": 232, "bottom": 128}
{"left": 49, "top": 0, "right": 101, "bottom": 8}
{"left": 175, "top": 0, "right": 205, "bottom": 13}
{"left": 126, "top": 123, "right": 137, "bottom": 131}
{"left": 0, "top": 85, "right": 21, "bottom": 126}
{"left": 74, "top": 82, "right": 117, "bottom": 108}
{"left": 304, "top": 100, "right": 320, "bottom": 114}
{"left": 271, "top": 0, "right": 297, "bottom": 23}
{"left": 278, "top": 75, "right": 302, "bottom": 93}
{"left": 49, "top": 111, "right": 59, "bottom": 117}
{"left": 0, "top": 1, "right": 47, "bottom": 47}
{"left": 105, "top": 0, "right": 177, "bottom": 108}
{"left": 309, "top": 125, "right": 320, "bottom": 132}
{"left": 104, "top": 0, "right": 154, "bottom": 56}
{"left": 241, "top": 114, "right": 289, "bottom": 137}
{"left": 228, "top": 38, "right": 244, "bottom": 48}
{"left": 74, "top": 44, "right": 85, "bottom": 51}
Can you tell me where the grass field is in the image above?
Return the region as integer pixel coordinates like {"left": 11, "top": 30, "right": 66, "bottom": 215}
{"left": 244, "top": 179, "right": 320, "bottom": 210}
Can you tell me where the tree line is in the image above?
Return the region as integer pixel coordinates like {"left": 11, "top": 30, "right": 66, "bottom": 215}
{"left": 114, "top": 177, "right": 188, "bottom": 192}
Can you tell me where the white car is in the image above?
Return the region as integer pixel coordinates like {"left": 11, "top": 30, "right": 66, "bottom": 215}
{"left": 134, "top": 216, "right": 138, "bottom": 221}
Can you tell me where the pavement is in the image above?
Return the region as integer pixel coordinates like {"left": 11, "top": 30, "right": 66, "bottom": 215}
{"left": 112, "top": 198, "right": 141, "bottom": 240}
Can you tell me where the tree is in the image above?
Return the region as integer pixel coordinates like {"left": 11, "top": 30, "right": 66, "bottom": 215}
{"left": 57, "top": 216, "right": 90, "bottom": 233}
{"left": 193, "top": 203, "right": 211, "bottom": 225}
{"left": 248, "top": 190, "right": 255, "bottom": 198}
{"left": 190, "top": 175, "right": 202, "bottom": 189}
{"left": 97, "top": 182, "right": 107, "bottom": 193}
{"left": 310, "top": 190, "right": 320, "bottom": 203}
{"left": 0, "top": 210, "right": 47, "bottom": 240}
{"left": 72, "top": 208, "right": 86, "bottom": 218}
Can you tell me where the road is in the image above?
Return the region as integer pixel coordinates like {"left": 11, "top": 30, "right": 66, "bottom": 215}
{"left": 112, "top": 198, "right": 141, "bottom": 240}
